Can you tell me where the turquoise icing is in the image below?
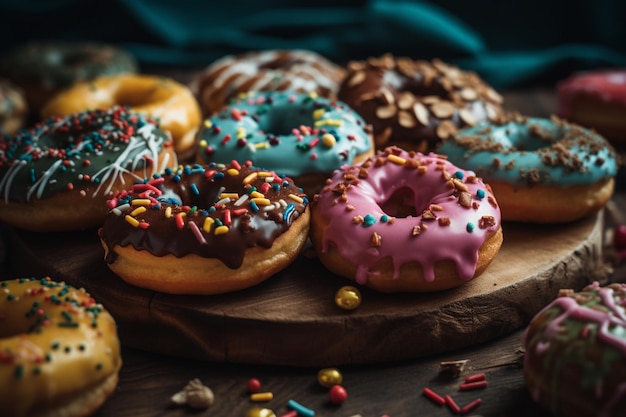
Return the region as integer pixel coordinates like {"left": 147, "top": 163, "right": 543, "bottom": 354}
{"left": 438, "top": 117, "right": 618, "bottom": 186}
{"left": 197, "top": 91, "right": 372, "bottom": 178}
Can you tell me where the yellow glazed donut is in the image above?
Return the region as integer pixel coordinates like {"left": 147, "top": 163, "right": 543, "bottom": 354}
{"left": 0, "top": 277, "right": 121, "bottom": 417}
{"left": 41, "top": 73, "right": 202, "bottom": 160}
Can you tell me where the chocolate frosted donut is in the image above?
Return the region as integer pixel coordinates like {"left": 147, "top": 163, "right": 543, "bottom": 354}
{"left": 338, "top": 55, "right": 504, "bottom": 152}
{"left": 100, "top": 162, "right": 310, "bottom": 295}
{"left": 190, "top": 49, "right": 345, "bottom": 115}
{"left": 0, "top": 42, "right": 137, "bottom": 114}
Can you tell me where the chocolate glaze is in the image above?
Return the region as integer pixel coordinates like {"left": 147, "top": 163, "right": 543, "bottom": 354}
{"left": 100, "top": 163, "right": 309, "bottom": 269}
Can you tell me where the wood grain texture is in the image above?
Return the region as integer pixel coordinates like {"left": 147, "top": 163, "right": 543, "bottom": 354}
{"left": 5, "top": 211, "right": 607, "bottom": 367}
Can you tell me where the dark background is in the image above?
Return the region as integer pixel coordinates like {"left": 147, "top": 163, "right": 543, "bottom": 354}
{"left": 0, "top": 0, "right": 625, "bottom": 88}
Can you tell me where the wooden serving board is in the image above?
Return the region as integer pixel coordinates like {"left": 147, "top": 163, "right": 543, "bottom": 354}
{"left": 3, "top": 212, "right": 609, "bottom": 367}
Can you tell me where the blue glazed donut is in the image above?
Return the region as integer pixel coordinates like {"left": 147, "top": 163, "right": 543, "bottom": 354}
{"left": 196, "top": 91, "right": 374, "bottom": 195}
{"left": 437, "top": 114, "right": 618, "bottom": 223}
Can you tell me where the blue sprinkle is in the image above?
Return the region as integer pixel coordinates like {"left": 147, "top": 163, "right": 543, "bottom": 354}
{"left": 273, "top": 184, "right": 281, "bottom": 192}
{"left": 283, "top": 203, "right": 295, "bottom": 222}
{"left": 476, "top": 189, "right": 485, "bottom": 199}
{"left": 287, "top": 399, "right": 315, "bottom": 417}
{"left": 380, "top": 214, "right": 389, "bottom": 223}
{"left": 208, "top": 206, "right": 216, "bottom": 213}
{"left": 172, "top": 175, "right": 181, "bottom": 182}
{"left": 29, "top": 168, "right": 35, "bottom": 183}
{"left": 250, "top": 201, "right": 259, "bottom": 212}
{"left": 190, "top": 183, "right": 200, "bottom": 195}
{"left": 152, "top": 204, "right": 161, "bottom": 210}
{"left": 363, "top": 214, "right": 376, "bottom": 227}
{"left": 183, "top": 166, "right": 192, "bottom": 175}
{"left": 466, "top": 222, "right": 475, "bottom": 233}
{"left": 454, "top": 170, "right": 464, "bottom": 179}
{"left": 214, "top": 172, "right": 225, "bottom": 179}
{"left": 164, "top": 167, "right": 173, "bottom": 175}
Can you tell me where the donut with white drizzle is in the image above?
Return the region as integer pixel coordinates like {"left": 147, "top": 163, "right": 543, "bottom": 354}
{"left": 99, "top": 161, "right": 310, "bottom": 295}
{"left": 310, "top": 147, "right": 503, "bottom": 292}
{"left": 0, "top": 106, "right": 177, "bottom": 231}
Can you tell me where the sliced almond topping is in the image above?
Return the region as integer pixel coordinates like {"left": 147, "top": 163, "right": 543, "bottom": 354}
{"left": 347, "top": 71, "right": 366, "bottom": 87}
{"left": 397, "top": 92, "right": 415, "bottom": 110}
{"left": 430, "top": 101, "right": 456, "bottom": 119}
{"left": 459, "top": 87, "right": 478, "bottom": 101}
{"left": 413, "top": 102, "right": 430, "bottom": 126}
{"left": 459, "top": 108, "right": 477, "bottom": 126}
{"left": 398, "top": 111, "right": 416, "bottom": 128}
{"left": 376, "top": 105, "right": 397, "bottom": 119}
{"left": 436, "top": 120, "right": 458, "bottom": 139}
{"left": 375, "top": 127, "right": 393, "bottom": 146}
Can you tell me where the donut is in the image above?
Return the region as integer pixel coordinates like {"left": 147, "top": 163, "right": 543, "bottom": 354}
{"left": 0, "top": 42, "right": 137, "bottom": 114}
{"left": 523, "top": 282, "right": 626, "bottom": 417}
{"left": 190, "top": 49, "right": 345, "bottom": 115}
{"left": 196, "top": 91, "right": 374, "bottom": 195}
{"left": 557, "top": 69, "right": 626, "bottom": 146}
{"left": 310, "top": 147, "right": 503, "bottom": 293}
{"left": 0, "top": 79, "right": 27, "bottom": 135}
{"left": 99, "top": 161, "right": 310, "bottom": 295}
{"left": 0, "top": 277, "right": 121, "bottom": 417}
{"left": 337, "top": 55, "right": 504, "bottom": 153}
{"left": 41, "top": 74, "right": 202, "bottom": 160}
{"left": 437, "top": 114, "right": 618, "bottom": 223}
{"left": 0, "top": 106, "right": 177, "bottom": 232}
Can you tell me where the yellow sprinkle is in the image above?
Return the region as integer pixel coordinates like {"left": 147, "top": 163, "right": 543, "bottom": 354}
{"left": 314, "top": 119, "right": 343, "bottom": 127}
{"left": 227, "top": 168, "right": 240, "bottom": 176}
{"left": 125, "top": 215, "right": 139, "bottom": 228}
{"left": 312, "top": 108, "right": 325, "bottom": 120}
{"left": 308, "top": 91, "right": 318, "bottom": 99}
{"left": 258, "top": 171, "right": 273, "bottom": 178}
{"left": 179, "top": 212, "right": 187, "bottom": 218}
{"left": 251, "top": 198, "right": 271, "bottom": 206}
{"left": 199, "top": 139, "right": 207, "bottom": 147}
{"left": 131, "top": 199, "right": 151, "bottom": 206}
{"left": 254, "top": 142, "right": 270, "bottom": 150}
{"left": 322, "top": 133, "right": 336, "bottom": 147}
{"left": 250, "top": 392, "right": 273, "bottom": 402}
{"left": 249, "top": 191, "right": 265, "bottom": 199}
{"left": 219, "top": 193, "right": 239, "bottom": 199}
{"left": 243, "top": 172, "right": 258, "bottom": 184}
{"left": 130, "top": 206, "right": 146, "bottom": 217}
{"left": 288, "top": 194, "right": 304, "bottom": 204}
{"left": 165, "top": 207, "right": 172, "bottom": 218}
{"left": 387, "top": 154, "right": 407, "bottom": 165}
{"left": 203, "top": 120, "right": 212, "bottom": 129}
{"left": 236, "top": 127, "right": 246, "bottom": 139}
{"left": 214, "top": 225, "right": 229, "bottom": 235}
{"left": 203, "top": 217, "right": 214, "bottom": 233}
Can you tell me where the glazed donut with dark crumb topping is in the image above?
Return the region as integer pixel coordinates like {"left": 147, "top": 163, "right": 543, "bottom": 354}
{"left": 0, "top": 42, "right": 137, "bottom": 114}
{"left": 524, "top": 282, "right": 626, "bottom": 417}
{"left": 438, "top": 114, "right": 618, "bottom": 223}
{"left": 0, "top": 78, "right": 27, "bottom": 135}
{"left": 99, "top": 162, "right": 310, "bottom": 295}
{"left": 310, "top": 147, "right": 502, "bottom": 292}
{"left": 0, "top": 106, "right": 177, "bottom": 232}
{"left": 190, "top": 49, "right": 345, "bottom": 115}
{"left": 337, "top": 55, "right": 504, "bottom": 153}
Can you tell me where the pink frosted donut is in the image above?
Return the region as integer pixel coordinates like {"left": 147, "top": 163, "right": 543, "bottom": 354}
{"left": 310, "top": 147, "right": 503, "bottom": 292}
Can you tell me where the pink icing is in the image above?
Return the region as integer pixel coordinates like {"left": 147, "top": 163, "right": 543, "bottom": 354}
{"left": 558, "top": 70, "right": 626, "bottom": 116}
{"left": 314, "top": 148, "right": 501, "bottom": 287}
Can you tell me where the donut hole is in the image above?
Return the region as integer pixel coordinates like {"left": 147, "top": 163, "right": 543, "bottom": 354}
{"left": 257, "top": 105, "right": 314, "bottom": 135}
{"left": 380, "top": 186, "right": 417, "bottom": 218}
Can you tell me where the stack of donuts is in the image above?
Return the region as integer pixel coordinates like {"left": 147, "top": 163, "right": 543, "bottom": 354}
{"left": 0, "top": 40, "right": 622, "bottom": 417}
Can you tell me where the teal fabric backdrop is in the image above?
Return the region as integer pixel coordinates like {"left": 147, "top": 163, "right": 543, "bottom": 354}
{"left": 0, "top": 0, "right": 624, "bottom": 88}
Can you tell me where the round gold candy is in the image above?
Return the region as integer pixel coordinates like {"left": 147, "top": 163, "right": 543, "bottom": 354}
{"left": 245, "top": 406, "right": 276, "bottom": 417}
{"left": 335, "top": 286, "right": 362, "bottom": 310}
{"left": 317, "top": 367, "right": 343, "bottom": 388}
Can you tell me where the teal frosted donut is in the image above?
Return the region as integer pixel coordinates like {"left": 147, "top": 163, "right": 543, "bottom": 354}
{"left": 196, "top": 91, "right": 374, "bottom": 194}
{"left": 0, "top": 106, "right": 177, "bottom": 232}
{"left": 438, "top": 115, "right": 618, "bottom": 223}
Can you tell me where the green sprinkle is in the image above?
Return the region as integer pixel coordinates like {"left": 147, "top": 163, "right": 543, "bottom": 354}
{"left": 14, "top": 365, "right": 24, "bottom": 379}
{"left": 466, "top": 222, "right": 475, "bottom": 233}
{"left": 363, "top": 214, "right": 377, "bottom": 227}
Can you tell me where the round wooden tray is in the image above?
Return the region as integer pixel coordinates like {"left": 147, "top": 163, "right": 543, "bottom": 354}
{"left": 4, "top": 212, "right": 608, "bottom": 367}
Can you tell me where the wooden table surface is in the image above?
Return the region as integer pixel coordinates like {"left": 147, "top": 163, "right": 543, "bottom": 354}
{"left": 2, "top": 83, "right": 625, "bottom": 417}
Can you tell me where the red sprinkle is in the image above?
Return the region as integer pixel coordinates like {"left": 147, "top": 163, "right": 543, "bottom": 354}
{"left": 422, "top": 387, "right": 445, "bottom": 406}
{"left": 175, "top": 213, "right": 185, "bottom": 230}
{"left": 328, "top": 385, "right": 348, "bottom": 405}
{"left": 247, "top": 378, "right": 261, "bottom": 393}
{"left": 231, "top": 160, "right": 241, "bottom": 170}
{"left": 278, "top": 412, "right": 298, "bottom": 417}
{"left": 459, "top": 380, "right": 488, "bottom": 391}
{"left": 223, "top": 209, "right": 232, "bottom": 226}
{"left": 460, "top": 398, "right": 482, "bottom": 414}
{"left": 444, "top": 394, "right": 461, "bottom": 414}
{"left": 464, "top": 373, "right": 486, "bottom": 383}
